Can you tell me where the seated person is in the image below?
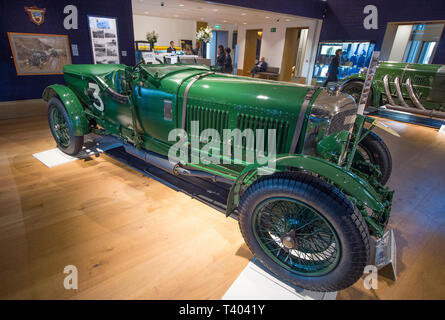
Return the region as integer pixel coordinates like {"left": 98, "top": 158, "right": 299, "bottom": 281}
{"left": 251, "top": 57, "right": 268, "bottom": 77}
{"left": 167, "top": 41, "right": 176, "bottom": 54}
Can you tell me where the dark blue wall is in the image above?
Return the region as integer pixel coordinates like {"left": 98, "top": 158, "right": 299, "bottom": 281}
{"left": 0, "top": 0, "right": 135, "bottom": 101}
{"left": 2, "top": 0, "right": 444, "bottom": 101}
{"left": 319, "top": 0, "right": 445, "bottom": 64}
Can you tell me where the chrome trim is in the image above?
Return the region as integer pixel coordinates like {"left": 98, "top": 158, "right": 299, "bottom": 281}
{"left": 406, "top": 78, "right": 426, "bottom": 110}
{"left": 181, "top": 72, "right": 214, "bottom": 140}
{"left": 289, "top": 89, "right": 316, "bottom": 153}
{"left": 401, "top": 63, "right": 411, "bottom": 82}
{"left": 383, "top": 75, "right": 397, "bottom": 106}
{"left": 394, "top": 76, "right": 410, "bottom": 108}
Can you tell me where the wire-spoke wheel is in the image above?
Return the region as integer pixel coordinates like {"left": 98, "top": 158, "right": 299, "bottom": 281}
{"left": 238, "top": 172, "right": 370, "bottom": 292}
{"left": 341, "top": 80, "right": 373, "bottom": 107}
{"left": 253, "top": 197, "right": 340, "bottom": 276}
{"left": 47, "top": 97, "right": 84, "bottom": 155}
{"left": 354, "top": 130, "right": 392, "bottom": 185}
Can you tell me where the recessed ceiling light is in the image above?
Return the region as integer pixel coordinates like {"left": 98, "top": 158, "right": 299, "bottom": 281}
{"left": 285, "top": 18, "right": 291, "bottom": 21}
{"left": 223, "top": 20, "right": 227, "bottom": 22}
{"left": 243, "top": 22, "right": 247, "bottom": 24}
{"left": 241, "top": 13, "right": 246, "bottom": 16}
{"left": 179, "top": 4, "right": 184, "bottom": 6}
{"left": 200, "top": 17, "right": 205, "bottom": 20}
{"left": 265, "top": 16, "right": 270, "bottom": 19}
{"left": 144, "top": 11, "right": 149, "bottom": 14}
{"left": 212, "top": 9, "right": 218, "bottom": 12}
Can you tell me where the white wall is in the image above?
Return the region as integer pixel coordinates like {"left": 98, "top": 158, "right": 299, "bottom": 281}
{"left": 236, "top": 17, "right": 322, "bottom": 84}
{"left": 133, "top": 15, "right": 197, "bottom": 47}
{"left": 388, "top": 25, "right": 413, "bottom": 62}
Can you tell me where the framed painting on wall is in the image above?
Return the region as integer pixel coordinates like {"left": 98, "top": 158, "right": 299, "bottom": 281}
{"left": 181, "top": 40, "right": 193, "bottom": 54}
{"left": 88, "top": 15, "right": 120, "bottom": 64}
{"left": 7, "top": 32, "right": 72, "bottom": 76}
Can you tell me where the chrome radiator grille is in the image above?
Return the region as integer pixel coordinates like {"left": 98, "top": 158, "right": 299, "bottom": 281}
{"left": 327, "top": 108, "right": 357, "bottom": 135}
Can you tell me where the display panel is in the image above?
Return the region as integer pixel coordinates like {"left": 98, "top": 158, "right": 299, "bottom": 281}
{"left": 312, "top": 41, "right": 375, "bottom": 85}
{"left": 88, "top": 16, "right": 120, "bottom": 64}
{"left": 7, "top": 32, "right": 72, "bottom": 76}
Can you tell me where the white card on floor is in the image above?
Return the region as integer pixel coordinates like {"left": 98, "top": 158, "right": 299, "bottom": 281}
{"left": 33, "top": 134, "right": 122, "bottom": 168}
{"left": 33, "top": 148, "right": 78, "bottom": 168}
{"left": 222, "top": 258, "right": 337, "bottom": 300}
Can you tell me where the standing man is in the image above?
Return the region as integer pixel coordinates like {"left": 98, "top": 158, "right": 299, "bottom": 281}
{"left": 323, "top": 49, "right": 342, "bottom": 87}
{"left": 167, "top": 41, "right": 176, "bottom": 53}
{"left": 251, "top": 57, "right": 268, "bottom": 77}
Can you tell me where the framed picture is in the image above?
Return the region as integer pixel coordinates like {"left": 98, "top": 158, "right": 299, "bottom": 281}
{"left": 7, "top": 32, "right": 72, "bottom": 76}
{"left": 181, "top": 40, "right": 193, "bottom": 54}
{"left": 88, "top": 15, "right": 120, "bottom": 64}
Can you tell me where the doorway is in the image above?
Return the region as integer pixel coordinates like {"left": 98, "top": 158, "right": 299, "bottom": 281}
{"left": 243, "top": 29, "right": 262, "bottom": 75}
{"left": 381, "top": 21, "right": 444, "bottom": 64}
{"left": 280, "top": 27, "right": 308, "bottom": 82}
{"left": 209, "top": 30, "right": 229, "bottom": 66}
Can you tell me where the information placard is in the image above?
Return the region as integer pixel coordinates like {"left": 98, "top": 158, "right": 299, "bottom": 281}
{"left": 88, "top": 16, "right": 120, "bottom": 64}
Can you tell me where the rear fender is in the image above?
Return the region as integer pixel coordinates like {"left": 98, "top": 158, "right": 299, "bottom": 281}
{"left": 226, "top": 154, "right": 385, "bottom": 216}
{"left": 42, "top": 84, "right": 89, "bottom": 136}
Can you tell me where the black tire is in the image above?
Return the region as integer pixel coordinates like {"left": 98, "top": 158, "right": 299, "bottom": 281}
{"left": 341, "top": 80, "right": 373, "bottom": 107}
{"left": 238, "top": 172, "right": 370, "bottom": 292}
{"left": 357, "top": 130, "right": 392, "bottom": 185}
{"left": 47, "top": 97, "right": 84, "bottom": 155}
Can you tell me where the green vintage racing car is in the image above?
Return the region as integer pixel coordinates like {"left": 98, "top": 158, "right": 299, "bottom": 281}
{"left": 43, "top": 62, "right": 396, "bottom": 292}
{"left": 341, "top": 61, "right": 445, "bottom": 118}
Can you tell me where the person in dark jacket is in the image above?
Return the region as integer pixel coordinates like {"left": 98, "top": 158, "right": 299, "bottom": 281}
{"left": 167, "top": 41, "right": 176, "bottom": 53}
{"left": 251, "top": 57, "right": 268, "bottom": 77}
{"left": 216, "top": 45, "right": 225, "bottom": 71}
{"left": 192, "top": 42, "right": 201, "bottom": 56}
{"left": 323, "top": 49, "right": 342, "bottom": 87}
{"left": 224, "top": 47, "right": 233, "bottom": 74}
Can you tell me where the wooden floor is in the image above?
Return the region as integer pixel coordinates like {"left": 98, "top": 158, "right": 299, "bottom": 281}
{"left": 0, "top": 115, "right": 444, "bottom": 299}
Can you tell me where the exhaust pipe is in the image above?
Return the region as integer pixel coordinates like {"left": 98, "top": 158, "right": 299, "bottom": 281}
{"left": 381, "top": 73, "right": 444, "bottom": 119}
{"left": 384, "top": 104, "right": 445, "bottom": 120}
{"left": 123, "top": 144, "right": 233, "bottom": 184}
{"left": 394, "top": 77, "right": 410, "bottom": 108}
{"left": 406, "top": 78, "right": 426, "bottom": 110}
{"left": 383, "top": 75, "right": 397, "bottom": 106}
{"left": 124, "top": 144, "right": 178, "bottom": 173}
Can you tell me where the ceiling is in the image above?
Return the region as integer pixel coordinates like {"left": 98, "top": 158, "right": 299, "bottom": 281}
{"left": 132, "top": 0, "right": 309, "bottom": 26}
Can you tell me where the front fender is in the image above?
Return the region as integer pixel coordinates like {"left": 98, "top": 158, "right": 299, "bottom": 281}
{"left": 226, "top": 154, "right": 385, "bottom": 216}
{"left": 42, "top": 84, "right": 89, "bottom": 136}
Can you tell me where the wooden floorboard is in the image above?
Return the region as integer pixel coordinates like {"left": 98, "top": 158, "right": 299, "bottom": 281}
{"left": 0, "top": 115, "right": 444, "bottom": 299}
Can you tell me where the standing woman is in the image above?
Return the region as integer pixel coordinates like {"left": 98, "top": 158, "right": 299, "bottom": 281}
{"left": 224, "top": 47, "right": 233, "bottom": 74}
{"left": 216, "top": 45, "right": 225, "bottom": 71}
